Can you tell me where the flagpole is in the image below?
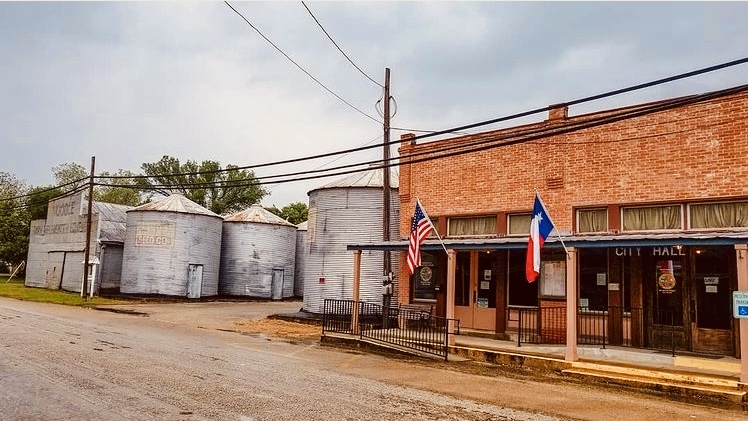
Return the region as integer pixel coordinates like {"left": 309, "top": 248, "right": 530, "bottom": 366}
{"left": 416, "top": 198, "right": 448, "bottom": 255}
{"left": 534, "top": 190, "right": 569, "bottom": 254}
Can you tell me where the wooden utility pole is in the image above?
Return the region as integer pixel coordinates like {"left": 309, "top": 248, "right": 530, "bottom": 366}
{"left": 382, "top": 68, "right": 392, "bottom": 319}
{"left": 81, "top": 156, "right": 95, "bottom": 299}
{"left": 383, "top": 68, "right": 391, "bottom": 275}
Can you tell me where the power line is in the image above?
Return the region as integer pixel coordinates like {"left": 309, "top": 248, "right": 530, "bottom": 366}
{"left": 95, "top": 55, "right": 748, "bottom": 184}
{"left": 301, "top": 1, "right": 382, "bottom": 88}
{"left": 1, "top": 177, "right": 89, "bottom": 202}
{"left": 93, "top": 83, "right": 748, "bottom": 192}
{"left": 223, "top": 1, "right": 382, "bottom": 125}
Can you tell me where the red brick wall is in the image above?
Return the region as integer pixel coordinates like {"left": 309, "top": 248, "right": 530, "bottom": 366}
{"left": 397, "top": 90, "right": 748, "bottom": 299}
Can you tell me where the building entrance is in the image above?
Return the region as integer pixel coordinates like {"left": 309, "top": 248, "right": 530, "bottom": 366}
{"left": 454, "top": 251, "right": 497, "bottom": 330}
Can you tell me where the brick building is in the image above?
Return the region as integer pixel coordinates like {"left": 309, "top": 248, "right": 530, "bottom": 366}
{"left": 374, "top": 83, "right": 748, "bottom": 359}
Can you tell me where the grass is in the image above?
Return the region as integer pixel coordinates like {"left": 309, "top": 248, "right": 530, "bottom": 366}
{"left": 0, "top": 275, "right": 132, "bottom": 307}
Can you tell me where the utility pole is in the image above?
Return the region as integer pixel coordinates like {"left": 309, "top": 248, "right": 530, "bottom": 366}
{"left": 382, "top": 68, "right": 393, "bottom": 321}
{"left": 383, "top": 68, "right": 391, "bottom": 274}
{"left": 81, "top": 156, "right": 95, "bottom": 299}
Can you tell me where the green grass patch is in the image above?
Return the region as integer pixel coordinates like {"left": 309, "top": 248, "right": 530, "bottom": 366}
{"left": 0, "top": 275, "right": 132, "bottom": 307}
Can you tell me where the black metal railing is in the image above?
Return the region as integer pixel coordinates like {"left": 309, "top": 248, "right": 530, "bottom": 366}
{"left": 322, "top": 299, "right": 459, "bottom": 361}
{"left": 322, "top": 298, "right": 357, "bottom": 334}
{"left": 516, "top": 306, "right": 676, "bottom": 355}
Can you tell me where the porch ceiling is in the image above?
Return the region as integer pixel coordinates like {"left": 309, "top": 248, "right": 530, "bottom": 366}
{"left": 346, "top": 231, "right": 748, "bottom": 251}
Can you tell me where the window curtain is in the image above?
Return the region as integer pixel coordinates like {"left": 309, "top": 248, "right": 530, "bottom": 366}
{"left": 578, "top": 209, "right": 607, "bottom": 233}
{"left": 448, "top": 216, "right": 496, "bottom": 236}
{"left": 622, "top": 206, "right": 681, "bottom": 231}
{"left": 508, "top": 214, "right": 531, "bottom": 235}
{"left": 690, "top": 202, "right": 748, "bottom": 228}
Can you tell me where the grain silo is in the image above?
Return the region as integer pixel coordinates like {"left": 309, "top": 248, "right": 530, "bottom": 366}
{"left": 220, "top": 204, "right": 296, "bottom": 299}
{"left": 120, "top": 194, "right": 222, "bottom": 298}
{"left": 302, "top": 167, "right": 399, "bottom": 314}
{"left": 294, "top": 221, "right": 308, "bottom": 298}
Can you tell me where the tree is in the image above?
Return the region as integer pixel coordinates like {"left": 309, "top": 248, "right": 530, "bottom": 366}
{"left": 139, "top": 156, "right": 268, "bottom": 215}
{"left": 266, "top": 202, "right": 308, "bottom": 225}
{"left": 0, "top": 172, "right": 30, "bottom": 266}
{"left": 25, "top": 185, "right": 62, "bottom": 220}
{"left": 95, "top": 169, "right": 142, "bottom": 206}
{"left": 52, "top": 162, "right": 87, "bottom": 190}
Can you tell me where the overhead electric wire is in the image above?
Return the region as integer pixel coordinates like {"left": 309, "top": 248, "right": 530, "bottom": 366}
{"left": 95, "top": 55, "right": 748, "bottom": 184}
{"left": 0, "top": 183, "right": 91, "bottom": 213}
{"left": 0, "top": 177, "right": 89, "bottom": 202}
{"left": 301, "top": 1, "right": 382, "bottom": 88}
{"left": 410, "top": 56, "right": 748, "bottom": 143}
{"left": 94, "top": 82, "right": 748, "bottom": 192}
{"left": 224, "top": 1, "right": 382, "bottom": 125}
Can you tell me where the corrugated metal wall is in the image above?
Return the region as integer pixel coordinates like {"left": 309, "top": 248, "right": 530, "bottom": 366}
{"left": 302, "top": 187, "right": 399, "bottom": 313}
{"left": 294, "top": 226, "right": 307, "bottom": 297}
{"left": 219, "top": 222, "right": 296, "bottom": 298}
{"left": 121, "top": 212, "right": 222, "bottom": 297}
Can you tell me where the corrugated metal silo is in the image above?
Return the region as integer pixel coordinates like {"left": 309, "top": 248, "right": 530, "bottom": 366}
{"left": 220, "top": 204, "right": 296, "bottom": 299}
{"left": 294, "top": 221, "right": 308, "bottom": 298}
{"left": 302, "top": 167, "right": 399, "bottom": 313}
{"left": 120, "top": 194, "right": 223, "bottom": 298}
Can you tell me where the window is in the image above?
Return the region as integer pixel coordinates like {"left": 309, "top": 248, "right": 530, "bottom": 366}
{"left": 690, "top": 201, "right": 748, "bottom": 229}
{"left": 578, "top": 248, "right": 608, "bottom": 309}
{"left": 621, "top": 205, "right": 681, "bottom": 231}
{"left": 577, "top": 208, "right": 608, "bottom": 233}
{"left": 507, "top": 249, "right": 538, "bottom": 306}
{"left": 447, "top": 216, "right": 496, "bottom": 236}
{"left": 507, "top": 213, "right": 531, "bottom": 235}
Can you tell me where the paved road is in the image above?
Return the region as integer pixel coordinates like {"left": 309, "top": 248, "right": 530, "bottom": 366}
{"left": 0, "top": 298, "right": 745, "bottom": 421}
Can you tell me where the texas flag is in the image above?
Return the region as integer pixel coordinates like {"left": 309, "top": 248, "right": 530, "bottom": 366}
{"left": 525, "top": 194, "right": 556, "bottom": 283}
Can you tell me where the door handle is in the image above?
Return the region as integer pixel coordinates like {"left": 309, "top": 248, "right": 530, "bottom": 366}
{"left": 473, "top": 290, "right": 477, "bottom": 304}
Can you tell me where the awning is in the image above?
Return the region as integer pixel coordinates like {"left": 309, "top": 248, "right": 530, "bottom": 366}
{"left": 347, "top": 230, "right": 748, "bottom": 251}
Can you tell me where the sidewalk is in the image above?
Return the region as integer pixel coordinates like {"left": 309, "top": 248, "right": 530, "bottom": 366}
{"left": 448, "top": 332, "right": 747, "bottom": 406}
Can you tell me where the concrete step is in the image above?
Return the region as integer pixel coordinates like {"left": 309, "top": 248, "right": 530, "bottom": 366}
{"left": 562, "top": 366, "right": 747, "bottom": 405}
{"left": 571, "top": 360, "right": 741, "bottom": 389}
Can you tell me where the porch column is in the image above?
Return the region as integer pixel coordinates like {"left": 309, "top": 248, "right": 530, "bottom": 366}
{"left": 565, "top": 247, "right": 578, "bottom": 362}
{"left": 352, "top": 250, "right": 362, "bottom": 335}
{"left": 446, "top": 249, "right": 456, "bottom": 346}
{"left": 735, "top": 244, "right": 748, "bottom": 383}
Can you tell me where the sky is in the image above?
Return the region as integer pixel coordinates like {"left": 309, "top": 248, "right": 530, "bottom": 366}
{"left": 1, "top": 1, "right": 747, "bottom": 208}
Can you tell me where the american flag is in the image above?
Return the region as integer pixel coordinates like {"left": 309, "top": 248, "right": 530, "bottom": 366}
{"left": 407, "top": 200, "right": 434, "bottom": 275}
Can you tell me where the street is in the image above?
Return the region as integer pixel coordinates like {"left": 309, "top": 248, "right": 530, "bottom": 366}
{"left": 0, "top": 297, "right": 744, "bottom": 421}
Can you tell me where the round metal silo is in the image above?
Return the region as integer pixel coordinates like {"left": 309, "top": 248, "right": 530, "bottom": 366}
{"left": 220, "top": 204, "right": 296, "bottom": 299}
{"left": 120, "top": 194, "right": 223, "bottom": 298}
{"left": 294, "top": 221, "right": 308, "bottom": 298}
{"left": 302, "top": 167, "right": 399, "bottom": 314}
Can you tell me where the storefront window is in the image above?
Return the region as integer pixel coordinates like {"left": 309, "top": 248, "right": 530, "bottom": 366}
{"left": 579, "top": 248, "right": 608, "bottom": 309}
{"left": 690, "top": 201, "right": 748, "bottom": 229}
{"left": 693, "top": 246, "right": 731, "bottom": 330}
{"left": 447, "top": 216, "right": 496, "bottom": 236}
{"left": 622, "top": 205, "right": 682, "bottom": 231}
{"left": 507, "top": 249, "right": 538, "bottom": 306}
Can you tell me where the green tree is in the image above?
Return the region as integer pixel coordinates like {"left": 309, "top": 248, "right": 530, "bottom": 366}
{"left": 266, "top": 201, "right": 308, "bottom": 225}
{"left": 139, "top": 155, "right": 268, "bottom": 215}
{"left": 25, "top": 185, "right": 63, "bottom": 220}
{"left": 0, "top": 172, "right": 31, "bottom": 266}
{"left": 52, "top": 162, "right": 87, "bottom": 189}
{"left": 95, "top": 169, "right": 142, "bottom": 206}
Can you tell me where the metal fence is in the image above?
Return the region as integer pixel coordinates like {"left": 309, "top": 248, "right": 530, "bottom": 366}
{"left": 516, "top": 306, "right": 677, "bottom": 355}
{"left": 322, "top": 299, "right": 459, "bottom": 361}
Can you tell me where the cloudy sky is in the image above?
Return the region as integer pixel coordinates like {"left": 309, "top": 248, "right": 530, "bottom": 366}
{"left": 1, "top": 2, "right": 747, "bottom": 207}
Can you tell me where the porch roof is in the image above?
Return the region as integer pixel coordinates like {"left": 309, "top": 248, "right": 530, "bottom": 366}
{"left": 346, "top": 230, "right": 748, "bottom": 251}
